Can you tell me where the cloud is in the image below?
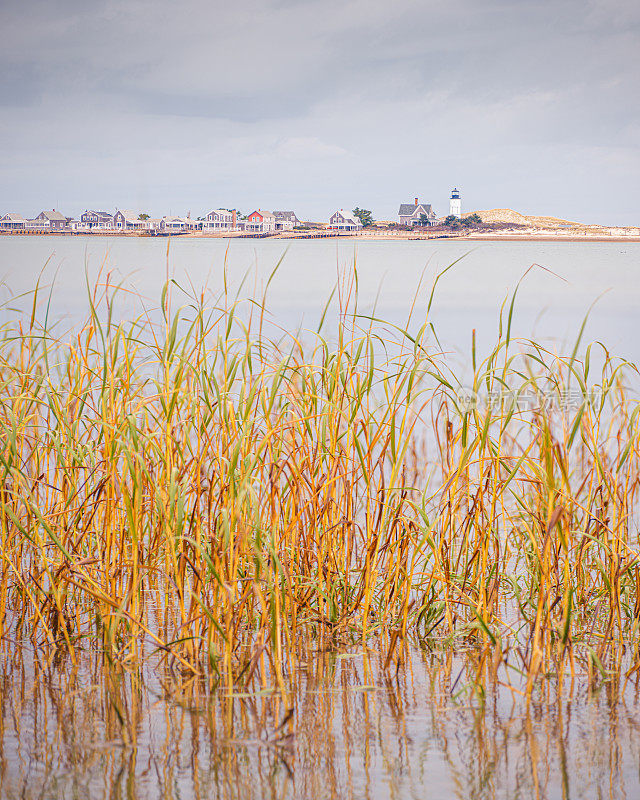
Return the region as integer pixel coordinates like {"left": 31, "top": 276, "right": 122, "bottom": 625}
{"left": 0, "top": 0, "right": 638, "bottom": 223}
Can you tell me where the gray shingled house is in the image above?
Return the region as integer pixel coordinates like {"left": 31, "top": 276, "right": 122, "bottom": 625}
{"left": 273, "top": 211, "right": 300, "bottom": 230}
{"left": 113, "top": 210, "right": 145, "bottom": 231}
{"left": 398, "top": 198, "right": 437, "bottom": 227}
{"left": 328, "top": 210, "right": 362, "bottom": 231}
{"left": 81, "top": 210, "right": 115, "bottom": 229}
{"left": 35, "top": 210, "right": 68, "bottom": 231}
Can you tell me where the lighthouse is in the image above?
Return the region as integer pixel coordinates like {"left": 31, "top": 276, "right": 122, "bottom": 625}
{"left": 449, "top": 187, "right": 461, "bottom": 219}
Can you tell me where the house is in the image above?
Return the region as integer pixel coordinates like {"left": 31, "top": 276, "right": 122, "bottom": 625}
{"left": 204, "top": 209, "right": 234, "bottom": 230}
{"left": 398, "top": 198, "right": 437, "bottom": 227}
{"left": 34, "top": 210, "right": 68, "bottom": 231}
{"left": 159, "top": 216, "right": 200, "bottom": 233}
{"left": 246, "top": 210, "right": 276, "bottom": 233}
{"left": 328, "top": 210, "right": 362, "bottom": 231}
{"left": 0, "top": 213, "right": 26, "bottom": 231}
{"left": 160, "top": 216, "right": 189, "bottom": 233}
{"left": 273, "top": 211, "right": 300, "bottom": 231}
{"left": 113, "top": 210, "right": 145, "bottom": 231}
{"left": 25, "top": 218, "right": 49, "bottom": 230}
{"left": 80, "top": 210, "right": 114, "bottom": 229}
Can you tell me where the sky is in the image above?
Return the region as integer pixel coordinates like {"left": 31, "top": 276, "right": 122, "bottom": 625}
{"left": 1, "top": 0, "right": 639, "bottom": 224}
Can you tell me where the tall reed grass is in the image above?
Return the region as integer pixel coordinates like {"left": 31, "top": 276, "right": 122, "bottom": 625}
{"left": 1, "top": 263, "right": 639, "bottom": 696}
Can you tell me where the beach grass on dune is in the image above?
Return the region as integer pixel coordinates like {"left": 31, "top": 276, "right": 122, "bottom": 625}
{"left": 1, "top": 263, "right": 639, "bottom": 695}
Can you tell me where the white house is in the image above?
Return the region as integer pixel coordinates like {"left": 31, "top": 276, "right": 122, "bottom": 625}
{"left": 329, "top": 210, "right": 362, "bottom": 231}
{"left": 25, "top": 218, "right": 49, "bottom": 230}
{"left": 0, "top": 213, "right": 26, "bottom": 231}
{"left": 246, "top": 210, "right": 276, "bottom": 233}
{"left": 160, "top": 217, "right": 186, "bottom": 232}
{"left": 398, "top": 198, "right": 437, "bottom": 227}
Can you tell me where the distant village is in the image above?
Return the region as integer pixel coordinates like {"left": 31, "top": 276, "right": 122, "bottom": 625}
{"left": 0, "top": 190, "right": 463, "bottom": 236}
{"left": 2, "top": 189, "right": 637, "bottom": 239}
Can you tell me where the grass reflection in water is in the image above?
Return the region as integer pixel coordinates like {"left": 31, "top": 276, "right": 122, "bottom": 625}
{"left": 1, "top": 264, "right": 640, "bottom": 798}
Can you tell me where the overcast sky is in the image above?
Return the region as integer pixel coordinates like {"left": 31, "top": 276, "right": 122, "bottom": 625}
{"left": 1, "top": 0, "right": 638, "bottom": 223}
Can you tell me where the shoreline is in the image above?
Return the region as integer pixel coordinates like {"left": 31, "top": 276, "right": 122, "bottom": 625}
{"left": 1, "top": 230, "right": 639, "bottom": 243}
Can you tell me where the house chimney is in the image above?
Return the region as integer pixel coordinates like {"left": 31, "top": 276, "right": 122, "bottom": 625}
{"left": 414, "top": 197, "right": 418, "bottom": 206}
{"left": 232, "top": 209, "right": 237, "bottom": 227}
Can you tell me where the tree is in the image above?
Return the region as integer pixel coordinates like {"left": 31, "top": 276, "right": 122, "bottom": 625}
{"left": 139, "top": 213, "right": 150, "bottom": 220}
{"left": 419, "top": 213, "right": 431, "bottom": 227}
{"left": 463, "top": 213, "right": 482, "bottom": 227}
{"left": 352, "top": 207, "right": 374, "bottom": 227}
{"left": 444, "top": 213, "right": 483, "bottom": 230}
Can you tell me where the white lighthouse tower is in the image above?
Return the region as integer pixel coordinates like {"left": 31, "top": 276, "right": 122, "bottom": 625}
{"left": 449, "top": 187, "right": 461, "bottom": 218}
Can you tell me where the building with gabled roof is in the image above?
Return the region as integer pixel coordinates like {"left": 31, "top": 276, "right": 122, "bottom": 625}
{"left": 246, "top": 209, "right": 276, "bottom": 233}
{"left": 81, "top": 210, "right": 114, "bottom": 229}
{"left": 0, "top": 212, "right": 26, "bottom": 230}
{"left": 398, "top": 198, "right": 437, "bottom": 227}
{"left": 113, "top": 210, "right": 145, "bottom": 230}
{"left": 34, "top": 209, "right": 68, "bottom": 230}
{"left": 204, "top": 209, "right": 234, "bottom": 230}
{"left": 328, "top": 210, "right": 362, "bottom": 231}
{"left": 273, "top": 211, "right": 300, "bottom": 231}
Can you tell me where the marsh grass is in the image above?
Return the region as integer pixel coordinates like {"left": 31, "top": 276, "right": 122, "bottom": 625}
{"left": 1, "top": 261, "right": 639, "bottom": 707}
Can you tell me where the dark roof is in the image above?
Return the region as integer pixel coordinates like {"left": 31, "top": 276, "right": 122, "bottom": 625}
{"left": 83, "top": 210, "right": 114, "bottom": 219}
{"left": 398, "top": 203, "right": 433, "bottom": 216}
{"left": 273, "top": 211, "right": 298, "bottom": 220}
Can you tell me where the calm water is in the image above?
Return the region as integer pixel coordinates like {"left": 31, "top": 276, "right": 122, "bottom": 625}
{"left": 2, "top": 643, "right": 640, "bottom": 800}
{"left": 1, "top": 235, "right": 639, "bottom": 366}
{"left": 2, "top": 235, "right": 640, "bottom": 799}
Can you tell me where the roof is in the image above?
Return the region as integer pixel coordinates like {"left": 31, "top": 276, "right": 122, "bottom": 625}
{"left": 83, "top": 210, "right": 113, "bottom": 219}
{"left": 332, "top": 210, "right": 361, "bottom": 225}
{"left": 1, "top": 212, "right": 26, "bottom": 221}
{"left": 273, "top": 211, "right": 298, "bottom": 220}
{"left": 398, "top": 203, "right": 433, "bottom": 216}
{"left": 116, "top": 210, "right": 141, "bottom": 222}
{"left": 250, "top": 209, "right": 275, "bottom": 220}
{"left": 39, "top": 210, "right": 67, "bottom": 221}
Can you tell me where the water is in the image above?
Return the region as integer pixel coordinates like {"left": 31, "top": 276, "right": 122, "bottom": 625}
{"left": 1, "top": 235, "right": 639, "bottom": 367}
{"left": 2, "top": 644, "right": 640, "bottom": 800}
{"left": 2, "top": 235, "right": 640, "bottom": 799}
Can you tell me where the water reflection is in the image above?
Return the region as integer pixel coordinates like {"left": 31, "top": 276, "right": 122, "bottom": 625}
{"left": 2, "top": 642, "right": 639, "bottom": 799}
